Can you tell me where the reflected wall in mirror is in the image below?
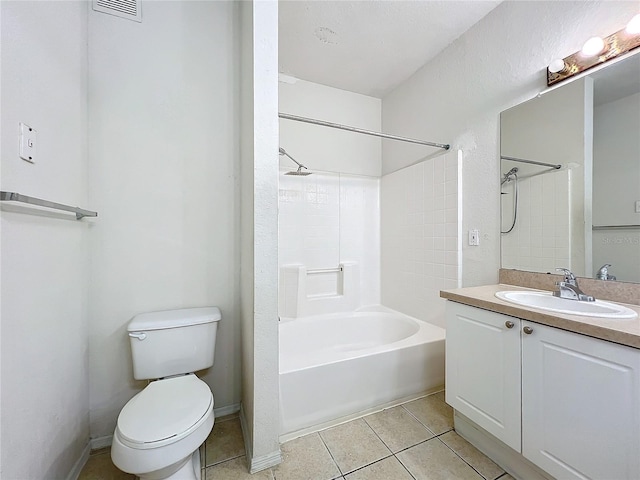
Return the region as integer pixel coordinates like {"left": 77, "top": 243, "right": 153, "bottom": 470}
{"left": 500, "top": 53, "right": 640, "bottom": 283}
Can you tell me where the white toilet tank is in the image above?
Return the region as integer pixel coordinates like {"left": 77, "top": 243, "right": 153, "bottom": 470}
{"left": 127, "top": 307, "right": 221, "bottom": 380}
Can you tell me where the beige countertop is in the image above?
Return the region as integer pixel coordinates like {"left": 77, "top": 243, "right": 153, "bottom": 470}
{"left": 440, "top": 284, "right": 640, "bottom": 349}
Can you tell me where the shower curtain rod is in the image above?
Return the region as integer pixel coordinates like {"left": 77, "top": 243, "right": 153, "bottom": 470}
{"left": 501, "top": 155, "right": 561, "bottom": 170}
{"left": 279, "top": 113, "right": 450, "bottom": 150}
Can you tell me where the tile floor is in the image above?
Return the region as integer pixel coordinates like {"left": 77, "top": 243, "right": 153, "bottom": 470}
{"left": 79, "top": 391, "right": 515, "bottom": 480}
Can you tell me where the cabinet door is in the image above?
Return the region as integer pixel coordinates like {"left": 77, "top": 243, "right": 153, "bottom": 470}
{"left": 522, "top": 321, "right": 640, "bottom": 480}
{"left": 446, "top": 302, "right": 522, "bottom": 451}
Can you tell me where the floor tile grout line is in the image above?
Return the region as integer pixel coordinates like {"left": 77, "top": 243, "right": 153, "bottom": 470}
{"left": 391, "top": 432, "right": 441, "bottom": 456}
{"left": 393, "top": 452, "right": 418, "bottom": 480}
{"left": 399, "top": 403, "right": 440, "bottom": 437}
{"left": 204, "top": 452, "right": 245, "bottom": 469}
{"left": 338, "top": 453, "right": 396, "bottom": 478}
{"left": 361, "top": 414, "right": 397, "bottom": 457}
{"left": 317, "top": 431, "right": 346, "bottom": 478}
{"left": 439, "top": 431, "right": 508, "bottom": 480}
{"left": 320, "top": 419, "right": 396, "bottom": 478}
{"left": 433, "top": 435, "right": 491, "bottom": 479}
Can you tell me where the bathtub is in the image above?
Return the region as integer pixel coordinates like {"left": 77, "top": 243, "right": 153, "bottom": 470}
{"left": 279, "top": 306, "right": 446, "bottom": 437}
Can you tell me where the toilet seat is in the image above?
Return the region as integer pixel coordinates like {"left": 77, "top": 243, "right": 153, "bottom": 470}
{"left": 116, "top": 374, "right": 213, "bottom": 450}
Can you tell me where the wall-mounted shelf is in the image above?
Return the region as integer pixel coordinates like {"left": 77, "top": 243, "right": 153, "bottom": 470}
{"left": 0, "top": 191, "right": 97, "bottom": 220}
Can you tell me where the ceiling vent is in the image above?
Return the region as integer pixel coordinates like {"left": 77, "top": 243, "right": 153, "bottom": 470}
{"left": 93, "top": 0, "right": 141, "bottom": 23}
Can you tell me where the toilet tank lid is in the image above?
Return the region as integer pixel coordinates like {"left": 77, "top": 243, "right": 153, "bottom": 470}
{"left": 128, "top": 307, "right": 221, "bottom": 331}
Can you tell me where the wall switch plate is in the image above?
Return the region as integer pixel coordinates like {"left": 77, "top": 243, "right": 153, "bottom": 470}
{"left": 636, "top": 200, "right": 640, "bottom": 213}
{"left": 19, "top": 123, "right": 37, "bottom": 163}
{"left": 469, "top": 229, "right": 480, "bottom": 246}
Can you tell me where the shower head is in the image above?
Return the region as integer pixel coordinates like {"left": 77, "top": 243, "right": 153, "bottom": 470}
{"left": 284, "top": 166, "right": 313, "bottom": 176}
{"left": 279, "top": 146, "right": 312, "bottom": 176}
{"left": 501, "top": 167, "right": 519, "bottom": 185}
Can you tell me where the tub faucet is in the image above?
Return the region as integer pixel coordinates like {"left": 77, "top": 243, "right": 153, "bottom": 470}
{"left": 553, "top": 268, "right": 595, "bottom": 302}
{"left": 596, "top": 264, "right": 617, "bottom": 281}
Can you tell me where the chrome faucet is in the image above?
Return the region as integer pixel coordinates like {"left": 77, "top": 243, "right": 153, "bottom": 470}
{"left": 596, "top": 264, "right": 617, "bottom": 281}
{"left": 553, "top": 268, "right": 595, "bottom": 302}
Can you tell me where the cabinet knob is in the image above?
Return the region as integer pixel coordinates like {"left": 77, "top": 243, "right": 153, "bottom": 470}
{"left": 505, "top": 321, "right": 515, "bottom": 329}
{"left": 523, "top": 326, "right": 534, "bottom": 335}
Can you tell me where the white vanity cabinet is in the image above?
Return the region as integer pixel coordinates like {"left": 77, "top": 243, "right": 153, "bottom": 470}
{"left": 446, "top": 301, "right": 640, "bottom": 480}
{"left": 521, "top": 320, "right": 640, "bottom": 480}
{"left": 445, "top": 303, "right": 522, "bottom": 451}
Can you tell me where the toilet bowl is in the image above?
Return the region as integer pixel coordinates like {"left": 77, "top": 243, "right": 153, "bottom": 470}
{"left": 111, "top": 307, "right": 221, "bottom": 479}
{"left": 111, "top": 374, "right": 214, "bottom": 479}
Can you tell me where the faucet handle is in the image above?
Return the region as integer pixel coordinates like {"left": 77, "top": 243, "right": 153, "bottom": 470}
{"left": 555, "top": 268, "right": 576, "bottom": 283}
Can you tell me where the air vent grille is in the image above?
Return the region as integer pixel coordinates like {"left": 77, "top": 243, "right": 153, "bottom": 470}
{"left": 93, "top": 0, "right": 141, "bottom": 22}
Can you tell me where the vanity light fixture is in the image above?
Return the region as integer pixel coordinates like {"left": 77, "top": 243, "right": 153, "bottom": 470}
{"left": 627, "top": 13, "right": 640, "bottom": 34}
{"left": 581, "top": 36, "right": 605, "bottom": 57}
{"left": 547, "top": 13, "right": 640, "bottom": 86}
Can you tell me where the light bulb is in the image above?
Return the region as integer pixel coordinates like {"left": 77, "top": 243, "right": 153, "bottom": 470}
{"left": 548, "top": 59, "right": 565, "bottom": 73}
{"left": 581, "top": 36, "right": 605, "bottom": 56}
{"left": 626, "top": 13, "right": 640, "bottom": 34}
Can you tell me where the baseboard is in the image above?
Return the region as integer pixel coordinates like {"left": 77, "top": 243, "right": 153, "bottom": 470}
{"left": 239, "top": 403, "right": 282, "bottom": 474}
{"left": 90, "top": 435, "right": 113, "bottom": 451}
{"left": 239, "top": 404, "right": 253, "bottom": 466}
{"left": 214, "top": 402, "right": 241, "bottom": 418}
{"left": 454, "top": 411, "right": 554, "bottom": 480}
{"left": 66, "top": 442, "right": 90, "bottom": 480}
{"left": 248, "top": 450, "right": 282, "bottom": 474}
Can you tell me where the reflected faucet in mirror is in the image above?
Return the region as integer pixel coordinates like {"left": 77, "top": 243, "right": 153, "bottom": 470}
{"left": 596, "top": 264, "right": 617, "bottom": 281}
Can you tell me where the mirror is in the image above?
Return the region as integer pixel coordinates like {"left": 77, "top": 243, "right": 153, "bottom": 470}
{"left": 500, "top": 53, "right": 640, "bottom": 283}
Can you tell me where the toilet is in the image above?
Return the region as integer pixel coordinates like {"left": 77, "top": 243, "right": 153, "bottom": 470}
{"left": 111, "top": 307, "right": 221, "bottom": 480}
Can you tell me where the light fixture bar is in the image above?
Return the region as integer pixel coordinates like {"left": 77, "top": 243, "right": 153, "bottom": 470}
{"left": 547, "top": 19, "right": 640, "bottom": 86}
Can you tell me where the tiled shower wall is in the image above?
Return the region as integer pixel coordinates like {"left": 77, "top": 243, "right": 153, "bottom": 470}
{"left": 380, "top": 151, "right": 460, "bottom": 329}
{"left": 278, "top": 170, "right": 380, "bottom": 309}
{"left": 501, "top": 169, "right": 571, "bottom": 273}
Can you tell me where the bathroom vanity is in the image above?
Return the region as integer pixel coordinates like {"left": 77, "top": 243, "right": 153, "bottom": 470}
{"left": 441, "top": 282, "right": 640, "bottom": 480}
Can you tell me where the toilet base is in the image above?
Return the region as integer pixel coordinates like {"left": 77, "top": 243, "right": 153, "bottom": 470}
{"left": 139, "top": 451, "right": 200, "bottom": 480}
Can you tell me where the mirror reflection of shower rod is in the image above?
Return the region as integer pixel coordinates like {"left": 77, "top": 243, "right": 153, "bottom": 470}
{"left": 279, "top": 113, "right": 450, "bottom": 150}
{"left": 501, "top": 155, "right": 561, "bottom": 170}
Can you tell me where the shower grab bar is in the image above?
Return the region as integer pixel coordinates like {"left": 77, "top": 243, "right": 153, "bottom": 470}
{"left": 0, "top": 191, "right": 98, "bottom": 220}
{"left": 279, "top": 113, "right": 450, "bottom": 150}
{"left": 501, "top": 155, "right": 561, "bottom": 170}
{"left": 307, "top": 266, "right": 343, "bottom": 274}
{"left": 592, "top": 224, "right": 640, "bottom": 230}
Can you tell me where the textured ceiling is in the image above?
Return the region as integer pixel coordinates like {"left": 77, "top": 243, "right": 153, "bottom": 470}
{"left": 279, "top": 1, "right": 503, "bottom": 98}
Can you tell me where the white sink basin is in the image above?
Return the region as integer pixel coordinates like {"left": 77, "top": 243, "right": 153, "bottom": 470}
{"left": 495, "top": 291, "right": 638, "bottom": 319}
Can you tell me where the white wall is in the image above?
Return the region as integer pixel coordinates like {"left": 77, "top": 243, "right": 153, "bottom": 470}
{"left": 240, "top": 0, "right": 281, "bottom": 472}
{"left": 592, "top": 91, "right": 640, "bottom": 282}
{"left": 382, "top": 0, "right": 639, "bottom": 287}
{"left": 88, "top": 1, "right": 242, "bottom": 439}
{"left": 280, "top": 79, "right": 381, "bottom": 177}
{"left": 381, "top": 151, "right": 459, "bottom": 328}
{"left": 593, "top": 92, "right": 640, "bottom": 226}
{"left": 1, "top": 1, "right": 90, "bottom": 478}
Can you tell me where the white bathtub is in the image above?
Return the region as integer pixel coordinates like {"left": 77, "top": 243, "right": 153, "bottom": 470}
{"left": 279, "top": 306, "right": 446, "bottom": 437}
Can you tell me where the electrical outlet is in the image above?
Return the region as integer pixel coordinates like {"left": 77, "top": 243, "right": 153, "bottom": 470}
{"left": 469, "top": 229, "right": 480, "bottom": 246}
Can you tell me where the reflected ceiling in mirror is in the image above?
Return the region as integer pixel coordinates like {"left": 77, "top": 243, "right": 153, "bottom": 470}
{"left": 500, "top": 52, "right": 640, "bottom": 284}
